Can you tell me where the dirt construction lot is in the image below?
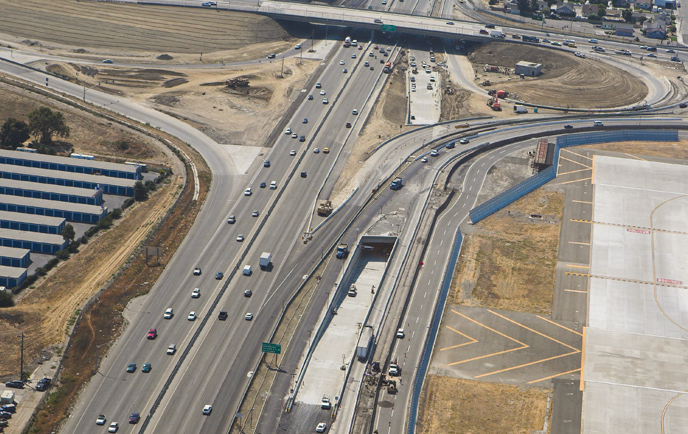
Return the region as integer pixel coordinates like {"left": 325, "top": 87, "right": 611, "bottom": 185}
{"left": 0, "top": 0, "right": 293, "bottom": 63}
{"left": 469, "top": 43, "right": 648, "bottom": 108}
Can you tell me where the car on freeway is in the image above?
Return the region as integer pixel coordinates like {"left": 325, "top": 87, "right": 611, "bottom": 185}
{"left": 188, "top": 311, "right": 196, "bottom": 321}
{"left": 303, "top": 118, "right": 308, "bottom": 123}
{"left": 352, "top": 53, "right": 356, "bottom": 58}
{"left": 512, "top": 34, "right": 521, "bottom": 39}
{"left": 164, "top": 308, "right": 173, "bottom": 319}
{"left": 315, "top": 82, "right": 322, "bottom": 88}
{"left": 320, "top": 90, "right": 326, "bottom": 95}
{"left": 102, "top": 59, "right": 114, "bottom": 64}
{"left": 308, "top": 94, "right": 313, "bottom": 100}
{"left": 323, "top": 148, "right": 330, "bottom": 154}
{"left": 142, "top": 363, "right": 152, "bottom": 373}
{"left": 108, "top": 422, "right": 119, "bottom": 433}
{"left": 358, "top": 45, "right": 363, "bottom": 50}
{"left": 370, "top": 66, "right": 374, "bottom": 70}
{"left": 346, "top": 122, "right": 351, "bottom": 128}
{"left": 201, "top": 1, "right": 214, "bottom": 5}
{"left": 551, "top": 41, "right": 561, "bottom": 46}
{"left": 316, "top": 423, "right": 327, "bottom": 433}
{"left": 564, "top": 124, "right": 574, "bottom": 129}
{"left": 236, "top": 234, "right": 244, "bottom": 242}
{"left": 680, "top": 102, "right": 688, "bottom": 108}
{"left": 672, "top": 56, "right": 681, "bottom": 62}
{"left": 264, "top": 160, "right": 270, "bottom": 167}
{"left": 343, "top": 69, "right": 348, "bottom": 73}
{"left": 640, "top": 45, "right": 648, "bottom": 50}
{"left": 485, "top": 23, "right": 495, "bottom": 28}
{"left": 36, "top": 378, "right": 51, "bottom": 391}
{"left": 96, "top": 415, "right": 107, "bottom": 425}
{"left": 218, "top": 311, "right": 228, "bottom": 320}
{"left": 216, "top": 272, "right": 224, "bottom": 280}
{"left": 648, "top": 53, "right": 657, "bottom": 58}
{"left": 203, "top": 405, "right": 213, "bottom": 415}
{"left": 314, "top": 148, "right": 320, "bottom": 153}
{"left": 323, "top": 98, "right": 329, "bottom": 104}
{"left": 191, "top": 288, "right": 200, "bottom": 298}
{"left": 479, "top": 29, "right": 489, "bottom": 34}
{"left": 593, "top": 120, "right": 604, "bottom": 127}
{"left": 291, "top": 133, "right": 298, "bottom": 138}
{"left": 542, "top": 38, "right": 551, "bottom": 43}
{"left": 244, "top": 289, "right": 253, "bottom": 297}
{"left": 245, "top": 188, "right": 252, "bottom": 196}
{"left": 228, "top": 215, "right": 236, "bottom": 224}
{"left": 364, "top": 61, "right": 369, "bottom": 67}
{"left": 340, "top": 60, "right": 345, "bottom": 65}
{"left": 147, "top": 328, "right": 157, "bottom": 339}
{"left": 126, "top": 363, "right": 136, "bottom": 373}
{"left": 352, "top": 109, "right": 358, "bottom": 115}
{"left": 588, "top": 38, "right": 598, "bottom": 43}
{"left": 300, "top": 135, "right": 306, "bottom": 142}
{"left": 260, "top": 181, "right": 266, "bottom": 188}
{"left": 396, "top": 328, "right": 405, "bottom": 338}
{"left": 252, "top": 210, "right": 259, "bottom": 217}
{"left": 267, "top": 53, "right": 276, "bottom": 59}
{"left": 295, "top": 44, "right": 301, "bottom": 49}
{"left": 4, "top": 381, "right": 23, "bottom": 389}
{"left": 284, "top": 127, "right": 291, "bottom": 135}
{"left": 459, "top": 138, "right": 469, "bottom": 144}
{"left": 666, "top": 48, "right": 676, "bottom": 53}
{"left": 421, "top": 157, "right": 428, "bottom": 163}
{"left": 193, "top": 267, "right": 202, "bottom": 275}
{"left": 290, "top": 150, "right": 296, "bottom": 156}
{"left": 245, "top": 313, "right": 254, "bottom": 321}
{"left": 301, "top": 171, "right": 307, "bottom": 178}
{"left": 369, "top": 52, "right": 374, "bottom": 57}
{"left": 129, "top": 413, "right": 140, "bottom": 424}
{"left": 430, "top": 149, "right": 439, "bottom": 157}
{"left": 446, "top": 21, "right": 455, "bottom": 25}
{"left": 167, "top": 344, "right": 176, "bottom": 355}
{"left": 270, "top": 181, "right": 277, "bottom": 189}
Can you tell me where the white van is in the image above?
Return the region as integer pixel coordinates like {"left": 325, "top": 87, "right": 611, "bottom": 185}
{"left": 243, "top": 265, "right": 252, "bottom": 276}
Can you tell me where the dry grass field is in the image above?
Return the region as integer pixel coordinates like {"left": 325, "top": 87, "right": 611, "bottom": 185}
{"left": 469, "top": 43, "right": 648, "bottom": 109}
{"left": 0, "top": 0, "right": 293, "bottom": 61}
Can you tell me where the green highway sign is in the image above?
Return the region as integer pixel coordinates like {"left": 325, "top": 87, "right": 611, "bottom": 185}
{"left": 381, "top": 24, "right": 396, "bottom": 32}
{"left": 262, "top": 343, "right": 282, "bottom": 354}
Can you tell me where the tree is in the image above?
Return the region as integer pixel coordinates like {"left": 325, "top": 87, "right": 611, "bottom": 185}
{"left": 623, "top": 9, "right": 634, "bottom": 23}
{"left": 61, "top": 224, "right": 75, "bottom": 241}
{"left": 0, "top": 289, "right": 14, "bottom": 308}
{"left": 530, "top": 0, "right": 539, "bottom": 12}
{"left": 0, "top": 118, "right": 30, "bottom": 149}
{"left": 28, "top": 107, "right": 70, "bottom": 146}
{"left": 518, "top": 0, "right": 532, "bottom": 12}
{"left": 134, "top": 181, "right": 147, "bottom": 201}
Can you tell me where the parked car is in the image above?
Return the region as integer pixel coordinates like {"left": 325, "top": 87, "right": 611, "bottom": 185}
{"left": 4, "top": 381, "right": 23, "bottom": 389}
{"left": 36, "top": 378, "right": 51, "bottom": 391}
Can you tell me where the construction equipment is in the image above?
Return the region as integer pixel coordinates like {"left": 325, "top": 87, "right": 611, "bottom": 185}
{"left": 481, "top": 79, "right": 492, "bottom": 86}
{"left": 225, "top": 77, "right": 250, "bottom": 88}
{"left": 387, "top": 380, "right": 397, "bottom": 394}
{"left": 317, "top": 201, "right": 332, "bottom": 216}
{"left": 487, "top": 95, "right": 502, "bottom": 111}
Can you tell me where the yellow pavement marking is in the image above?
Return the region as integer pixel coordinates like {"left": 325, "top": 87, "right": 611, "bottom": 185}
{"left": 569, "top": 241, "right": 590, "bottom": 245}
{"left": 591, "top": 154, "right": 595, "bottom": 184}
{"left": 488, "top": 310, "right": 580, "bottom": 352}
{"left": 625, "top": 153, "right": 648, "bottom": 161}
{"left": 527, "top": 367, "right": 582, "bottom": 384}
{"left": 562, "top": 148, "right": 593, "bottom": 160}
{"left": 572, "top": 200, "right": 592, "bottom": 204}
{"left": 661, "top": 390, "right": 688, "bottom": 434}
{"left": 439, "top": 326, "right": 478, "bottom": 351}
{"left": 566, "top": 264, "right": 589, "bottom": 268}
{"left": 558, "top": 168, "right": 593, "bottom": 177}
{"left": 557, "top": 177, "right": 592, "bottom": 185}
{"left": 537, "top": 316, "right": 583, "bottom": 336}
{"left": 445, "top": 346, "right": 527, "bottom": 367}
{"left": 559, "top": 155, "right": 592, "bottom": 169}
{"left": 564, "top": 289, "right": 588, "bottom": 294}
{"left": 476, "top": 350, "right": 579, "bottom": 379}
{"left": 565, "top": 272, "right": 688, "bottom": 289}
{"left": 580, "top": 327, "right": 587, "bottom": 391}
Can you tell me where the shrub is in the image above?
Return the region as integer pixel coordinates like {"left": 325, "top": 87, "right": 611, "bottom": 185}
{"left": 122, "top": 198, "right": 136, "bottom": 209}
{"left": 112, "top": 208, "right": 122, "bottom": 219}
{"left": 56, "top": 250, "right": 70, "bottom": 261}
{"left": 0, "top": 290, "right": 14, "bottom": 307}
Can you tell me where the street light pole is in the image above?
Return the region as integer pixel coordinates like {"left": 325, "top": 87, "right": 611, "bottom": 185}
{"left": 18, "top": 331, "right": 24, "bottom": 382}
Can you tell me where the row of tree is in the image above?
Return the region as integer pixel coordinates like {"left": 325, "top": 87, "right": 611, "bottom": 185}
{"left": 0, "top": 107, "right": 70, "bottom": 150}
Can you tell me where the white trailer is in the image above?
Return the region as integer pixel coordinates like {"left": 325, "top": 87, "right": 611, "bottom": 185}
{"left": 259, "top": 252, "right": 271, "bottom": 270}
{"left": 356, "top": 326, "right": 374, "bottom": 360}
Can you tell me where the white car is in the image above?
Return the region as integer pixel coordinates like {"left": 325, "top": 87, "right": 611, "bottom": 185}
{"left": 295, "top": 44, "right": 302, "bottom": 49}
{"left": 193, "top": 267, "right": 201, "bottom": 275}
{"left": 316, "top": 422, "right": 327, "bottom": 433}
{"left": 430, "top": 149, "right": 439, "bottom": 157}
{"left": 108, "top": 422, "right": 119, "bottom": 433}
{"left": 284, "top": 127, "right": 291, "bottom": 135}
{"left": 164, "top": 308, "right": 173, "bottom": 319}
{"left": 352, "top": 109, "right": 358, "bottom": 115}
{"left": 202, "top": 405, "right": 212, "bottom": 415}
{"left": 245, "top": 313, "right": 254, "bottom": 321}
{"left": 188, "top": 311, "right": 196, "bottom": 321}
{"left": 314, "top": 148, "right": 320, "bottom": 154}
{"left": 459, "top": 138, "right": 469, "bottom": 144}
{"left": 252, "top": 210, "right": 259, "bottom": 217}
{"left": 323, "top": 98, "right": 329, "bottom": 104}
{"left": 237, "top": 234, "right": 244, "bottom": 242}
{"left": 421, "top": 157, "right": 428, "bottom": 163}
{"left": 340, "top": 60, "right": 345, "bottom": 65}
{"left": 351, "top": 53, "right": 356, "bottom": 58}
{"left": 227, "top": 215, "right": 236, "bottom": 224}
{"left": 396, "top": 328, "right": 405, "bottom": 338}
{"left": 290, "top": 150, "right": 296, "bottom": 156}
{"left": 270, "top": 181, "right": 277, "bottom": 189}
{"left": 191, "top": 288, "right": 200, "bottom": 298}
{"left": 167, "top": 344, "right": 176, "bottom": 355}
{"left": 320, "top": 90, "right": 326, "bottom": 95}
{"left": 244, "top": 188, "right": 252, "bottom": 196}
{"left": 292, "top": 133, "right": 298, "bottom": 138}
{"left": 96, "top": 415, "right": 107, "bottom": 425}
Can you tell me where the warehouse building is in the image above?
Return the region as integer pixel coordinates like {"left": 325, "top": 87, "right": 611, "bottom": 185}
{"left": 515, "top": 61, "right": 542, "bottom": 77}
{"left": 0, "top": 164, "right": 135, "bottom": 196}
{"left": 0, "top": 177, "right": 103, "bottom": 205}
{"left": 0, "top": 228, "right": 67, "bottom": 254}
{"left": 0, "top": 149, "right": 141, "bottom": 179}
{"left": 0, "top": 195, "right": 107, "bottom": 224}
{"left": 0, "top": 246, "right": 31, "bottom": 268}
{"left": 0, "top": 210, "right": 66, "bottom": 234}
{"left": 0, "top": 266, "right": 27, "bottom": 288}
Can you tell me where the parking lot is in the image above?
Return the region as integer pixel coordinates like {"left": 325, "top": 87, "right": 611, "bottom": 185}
{"left": 407, "top": 49, "right": 441, "bottom": 125}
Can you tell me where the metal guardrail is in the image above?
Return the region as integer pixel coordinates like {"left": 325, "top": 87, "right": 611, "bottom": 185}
{"left": 469, "top": 129, "right": 679, "bottom": 224}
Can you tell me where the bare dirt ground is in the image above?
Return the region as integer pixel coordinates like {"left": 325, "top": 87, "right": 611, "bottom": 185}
{"left": 451, "top": 188, "right": 564, "bottom": 315}
{"left": 582, "top": 139, "right": 688, "bottom": 159}
{"left": 44, "top": 59, "right": 319, "bottom": 146}
{"left": 0, "top": 0, "right": 294, "bottom": 64}
{"left": 468, "top": 43, "right": 648, "bottom": 108}
{"left": 417, "top": 376, "right": 550, "bottom": 434}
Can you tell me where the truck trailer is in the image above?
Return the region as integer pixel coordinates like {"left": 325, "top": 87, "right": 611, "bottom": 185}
{"left": 336, "top": 244, "right": 349, "bottom": 259}
{"left": 390, "top": 177, "right": 403, "bottom": 190}
{"left": 259, "top": 252, "right": 271, "bottom": 270}
{"left": 356, "top": 326, "right": 374, "bottom": 360}
{"left": 490, "top": 29, "right": 506, "bottom": 38}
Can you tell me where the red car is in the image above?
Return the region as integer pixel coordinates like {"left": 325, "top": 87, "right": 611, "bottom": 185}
{"left": 147, "top": 328, "right": 157, "bottom": 340}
